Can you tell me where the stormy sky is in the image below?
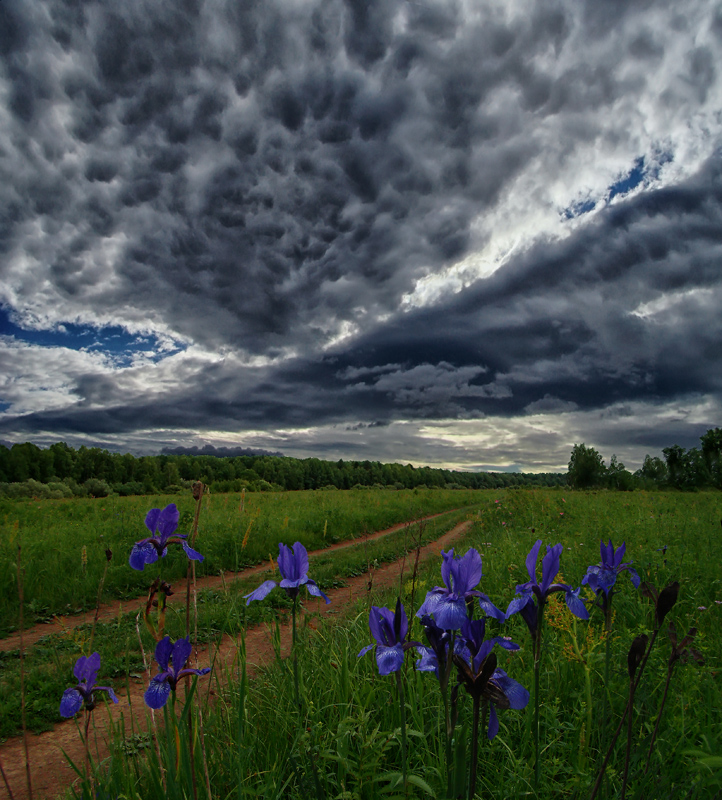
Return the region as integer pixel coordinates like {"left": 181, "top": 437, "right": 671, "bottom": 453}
{"left": 1, "top": 0, "right": 721, "bottom": 472}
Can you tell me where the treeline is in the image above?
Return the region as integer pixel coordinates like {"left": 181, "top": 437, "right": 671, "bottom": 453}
{"left": 0, "top": 441, "right": 566, "bottom": 499}
{"left": 567, "top": 427, "right": 722, "bottom": 491}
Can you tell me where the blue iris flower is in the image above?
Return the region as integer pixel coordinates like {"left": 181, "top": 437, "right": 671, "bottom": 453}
{"left": 144, "top": 636, "right": 211, "bottom": 709}
{"left": 583, "top": 539, "right": 641, "bottom": 612}
{"left": 129, "top": 504, "right": 204, "bottom": 571}
{"left": 358, "top": 598, "right": 418, "bottom": 675}
{"left": 416, "top": 548, "right": 505, "bottom": 630}
{"left": 60, "top": 652, "right": 119, "bottom": 717}
{"left": 244, "top": 541, "right": 330, "bottom": 604}
{"left": 506, "top": 540, "right": 589, "bottom": 637}
{"left": 453, "top": 617, "right": 529, "bottom": 740}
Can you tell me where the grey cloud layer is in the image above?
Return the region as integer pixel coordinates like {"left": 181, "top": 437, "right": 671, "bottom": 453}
{"left": 1, "top": 0, "right": 721, "bottom": 465}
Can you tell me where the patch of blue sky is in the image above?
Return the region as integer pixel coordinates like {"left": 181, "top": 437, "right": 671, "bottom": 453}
{"left": 561, "top": 150, "right": 674, "bottom": 221}
{"left": 0, "top": 402, "right": 10, "bottom": 413}
{"left": 0, "top": 306, "right": 185, "bottom": 366}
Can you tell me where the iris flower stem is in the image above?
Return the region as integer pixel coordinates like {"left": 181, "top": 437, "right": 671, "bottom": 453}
{"left": 83, "top": 710, "right": 91, "bottom": 784}
{"left": 395, "top": 670, "right": 408, "bottom": 794}
{"left": 469, "top": 694, "right": 482, "bottom": 800}
{"left": 621, "top": 679, "right": 636, "bottom": 800}
{"left": 533, "top": 603, "right": 546, "bottom": 795}
{"left": 644, "top": 663, "right": 674, "bottom": 775}
{"left": 291, "top": 597, "right": 301, "bottom": 713}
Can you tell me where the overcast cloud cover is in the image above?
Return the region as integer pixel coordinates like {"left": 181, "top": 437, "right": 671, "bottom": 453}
{"left": 1, "top": 0, "right": 721, "bottom": 472}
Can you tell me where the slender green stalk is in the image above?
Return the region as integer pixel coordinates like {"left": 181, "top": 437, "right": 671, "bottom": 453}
{"left": 620, "top": 680, "right": 636, "bottom": 800}
{"left": 644, "top": 664, "right": 674, "bottom": 774}
{"left": 395, "top": 670, "right": 408, "bottom": 792}
{"left": 533, "top": 603, "right": 545, "bottom": 794}
{"left": 291, "top": 596, "right": 300, "bottom": 713}
{"left": 468, "top": 695, "right": 482, "bottom": 800}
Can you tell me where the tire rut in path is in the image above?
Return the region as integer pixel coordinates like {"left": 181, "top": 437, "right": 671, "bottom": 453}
{"left": 0, "top": 518, "right": 473, "bottom": 800}
{"left": 0, "top": 511, "right": 454, "bottom": 655}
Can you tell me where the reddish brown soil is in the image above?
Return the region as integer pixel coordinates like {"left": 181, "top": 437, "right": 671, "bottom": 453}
{"left": 0, "top": 515, "right": 472, "bottom": 800}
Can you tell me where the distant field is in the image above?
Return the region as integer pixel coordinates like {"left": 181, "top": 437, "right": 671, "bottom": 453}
{"left": 0, "top": 487, "right": 484, "bottom": 633}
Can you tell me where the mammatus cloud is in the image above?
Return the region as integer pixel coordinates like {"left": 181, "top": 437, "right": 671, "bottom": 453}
{"left": 0, "top": 0, "right": 721, "bottom": 470}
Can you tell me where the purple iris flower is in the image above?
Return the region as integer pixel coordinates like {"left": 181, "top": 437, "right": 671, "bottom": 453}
{"left": 60, "top": 652, "right": 119, "bottom": 717}
{"left": 416, "top": 548, "right": 505, "bottom": 630}
{"left": 358, "top": 599, "right": 419, "bottom": 675}
{"left": 583, "top": 539, "right": 641, "bottom": 612}
{"left": 506, "top": 540, "right": 589, "bottom": 637}
{"left": 129, "top": 504, "right": 204, "bottom": 571}
{"left": 453, "top": 617, "right": 529, "bottom": 739}
{"left": 144, "top": 636, "right": 211, "bottom": 709}
{"left": 244, "top": 541, "right": 330, "bottom": 604}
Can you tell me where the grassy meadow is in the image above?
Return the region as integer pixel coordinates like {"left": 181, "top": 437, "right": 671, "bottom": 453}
{"left": 0, "top": 487, "right": 720, "bottom": 799}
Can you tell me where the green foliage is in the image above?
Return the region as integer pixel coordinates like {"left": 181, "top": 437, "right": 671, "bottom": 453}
{"left": 1, "top": 489, "right": 721, "bottom": 799}
{"left": 567, "top": 443, "right": 607, "bottom": 488}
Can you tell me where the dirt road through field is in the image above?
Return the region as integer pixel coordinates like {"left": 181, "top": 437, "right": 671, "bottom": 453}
{"left": 0, "top": 516, "right": 474, "bottom": 800}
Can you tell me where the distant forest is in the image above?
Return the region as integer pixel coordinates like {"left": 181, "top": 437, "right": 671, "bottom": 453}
{"left": 0, "top": 441, "right": 565, "bottom": 499}
{"left": 0, "top": 428, "right": 719, "bottom": 500}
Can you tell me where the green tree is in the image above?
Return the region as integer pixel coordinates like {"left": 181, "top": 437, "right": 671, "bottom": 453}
{"left": 567, "top": 443, "right": 607, "bottom": 489}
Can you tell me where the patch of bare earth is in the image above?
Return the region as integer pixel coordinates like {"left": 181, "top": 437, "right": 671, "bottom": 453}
{"left": 0, "top": 517, "right": 472, "bottom": 800}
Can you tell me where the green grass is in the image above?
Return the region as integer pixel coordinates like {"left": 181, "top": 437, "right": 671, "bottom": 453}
{"left": 2, "top": 488, "right": 721, "bottom": 799}
{"left": 0, "top": 506, "right": 471, "bottom": 739}
{"left": 0, "top": 487, "right": 483, "bottom": 634}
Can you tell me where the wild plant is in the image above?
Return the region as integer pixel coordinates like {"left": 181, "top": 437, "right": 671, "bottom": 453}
{"left": 504, "top": 539, "right": 589, "bottom": 791}
{"left": 358, "top": 598, "right": 419, "bottom": 791}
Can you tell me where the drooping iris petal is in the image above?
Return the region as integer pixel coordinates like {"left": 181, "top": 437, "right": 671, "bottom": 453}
{"left": 488, "top": 703, "right": 500, "bottom": 740}
{"left": 565, "top": 587, "right": 590, "bottom": 619}
{"left": 181, "top": 540, "right": 204, "bottom": 562}
{"left": 417, "top": 589, "right": 467, "bottom": 631}
{"left": 95, "top": 686, "right": 119, "bottom": 704}
{"left": 144, "top": 677, "right": 172, "bottom": 709}
{"left": 129, "top": 540, "right": 158, "bottom": 571}
{"left": 478, "top": 593, "right": 506, "bottom": 622}
{"left": 60, "top": 688, "right": 84, "bottom": 718}
{"left": 376, "top": 644, "right": 405, "bottom": 675}
{"left": 492, "top": 668, "right": 530, "bottom": 710}
{"left": 304, "top": 579, "right": 331, "bottom": 604}
{"left": 415, "top": 645, "right": 441, "bottom": 676}
{"left": 244, "top": 580, "right": 278, "bottom": 605}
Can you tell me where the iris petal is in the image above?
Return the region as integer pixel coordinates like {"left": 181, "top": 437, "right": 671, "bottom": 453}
{"left": 144, "top": 677, "right": 171, "bottom": 709}
{"left": 244, "top": 580, "right": 277, "bottom": 605}
{"left": 60, "top": 688, "right": 84, "bottom": 718}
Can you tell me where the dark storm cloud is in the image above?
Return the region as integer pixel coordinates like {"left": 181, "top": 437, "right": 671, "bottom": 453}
{"left": 1, "top": 0, "right": 720, "bottom": 467}
{"left": 1, "top": 0, "right": 629, "bottom": 353}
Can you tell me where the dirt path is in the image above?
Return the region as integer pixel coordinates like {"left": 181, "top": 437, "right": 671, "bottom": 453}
{"left": 0, "top": 511, "right": 452, "bottom": 655}
{"left": 0, "top": 517, "right": 473, "bottom": 800}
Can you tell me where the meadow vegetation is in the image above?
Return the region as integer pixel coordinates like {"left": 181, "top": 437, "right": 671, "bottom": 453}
{"left": 0, "top": 488, "right": 720, "bottom": 799}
